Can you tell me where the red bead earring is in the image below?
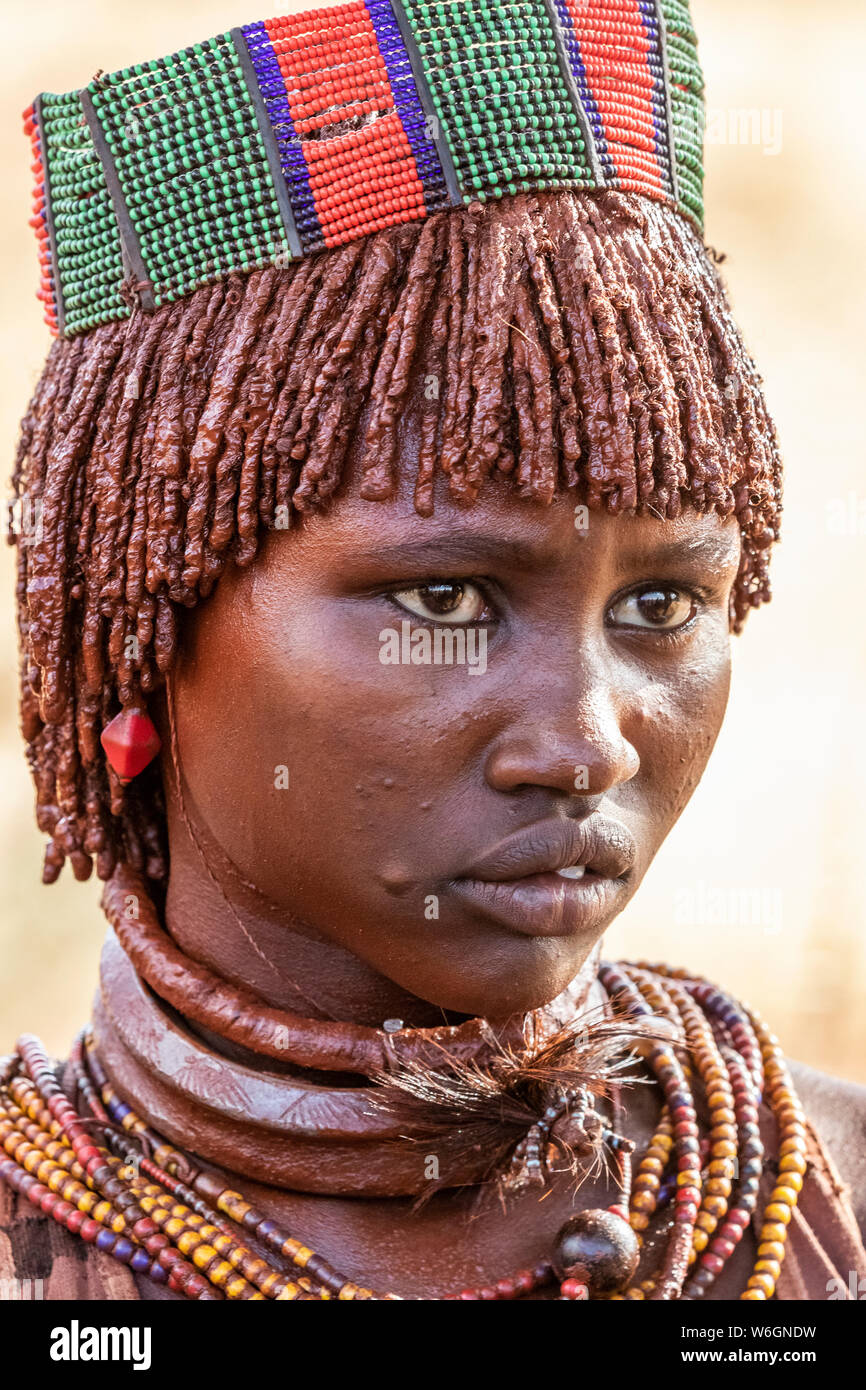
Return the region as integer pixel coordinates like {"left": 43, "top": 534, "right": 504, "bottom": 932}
{"left": 100, "top": 707, "right": 162, "bottom": 784}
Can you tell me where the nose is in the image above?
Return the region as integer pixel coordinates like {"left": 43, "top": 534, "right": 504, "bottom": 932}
{"left": 483, "top": 662, "right": 640, "bottom": 801}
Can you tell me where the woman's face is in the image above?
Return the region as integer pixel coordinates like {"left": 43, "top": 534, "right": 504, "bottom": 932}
{"left": 169, "top": 458, "right": 740, "bottom": 1020}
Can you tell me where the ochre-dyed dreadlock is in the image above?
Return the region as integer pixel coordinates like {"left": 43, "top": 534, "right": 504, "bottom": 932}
{"left": 8, "top": 189, "right": 782, "bottom": 888}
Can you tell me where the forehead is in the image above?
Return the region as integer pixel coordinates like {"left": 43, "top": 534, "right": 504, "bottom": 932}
{"left": 266, "top": 474, "right": 742, "bottom": 584}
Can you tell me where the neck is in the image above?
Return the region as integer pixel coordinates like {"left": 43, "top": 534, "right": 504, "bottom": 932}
{"left": 165, "top": 829, "right": 455, "bottom": 1030}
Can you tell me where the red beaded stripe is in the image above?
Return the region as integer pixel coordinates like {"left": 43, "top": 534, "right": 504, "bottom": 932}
{"left": 22, "top": 103, "right": 58, "bottom": 334}
{"left": 262, "top": 3, "right": 426, "bottom": 248}
{"left": 563, "top": 0, "right": 665, "bottom": 195}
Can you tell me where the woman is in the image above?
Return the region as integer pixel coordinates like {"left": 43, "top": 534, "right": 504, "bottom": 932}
{"left": 2, "top": 0, "right": 864, "bottom": 1301}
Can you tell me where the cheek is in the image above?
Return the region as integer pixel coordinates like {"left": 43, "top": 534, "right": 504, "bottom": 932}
{"left": 626, "top": 640, "right": 732, "bottom": 834}
{"left": 170, "top": 598, "right": 473, "bottom": 911}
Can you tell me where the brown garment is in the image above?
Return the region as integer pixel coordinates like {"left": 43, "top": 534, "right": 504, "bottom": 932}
{"left": 1, "top": 1105, "right": 863, "bottom": 1301}
{"left": 764, "top": 1114, "right": 866, "bottom": 1300}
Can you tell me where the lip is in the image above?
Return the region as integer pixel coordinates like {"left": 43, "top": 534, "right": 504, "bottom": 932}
{"left": 456, "top": 815, "right": 636, "bottom": 884}
{"left": 448, "top": 816, "right": 636, "bottom": 939}
{"left": 448, "top": 869, "right": 626, "bottom": 938}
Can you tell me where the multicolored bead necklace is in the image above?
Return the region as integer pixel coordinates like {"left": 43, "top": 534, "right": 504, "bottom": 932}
{"left": 24, "top": 0, "right": 706, "bottom": 338}
{"left": 0, "top": 960, "right": 808, "bottom": 1300}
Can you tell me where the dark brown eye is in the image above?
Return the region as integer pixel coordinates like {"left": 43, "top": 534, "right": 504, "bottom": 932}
{"left": 608, "top": 587, "right": 696, "bottom": 631}
{"left": 419, "top": 583, "right": 467, "bottom": 615}
{"left": 392, "top": 582, "right": 487, "bottom": 624}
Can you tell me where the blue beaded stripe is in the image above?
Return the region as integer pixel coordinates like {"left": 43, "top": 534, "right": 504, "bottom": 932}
{"left": 638, "top": 0, "right": 675, "bottom": 199}
{"left": 551, "top": 0, "right": 615, "bottom": 186}
{"left": 540, "top": 0, "right": 604, "bottom": 187}
{"left": 364, "top": 0, "right": 450, "bottom": 216}
{"left": 386, "top": 0, "right": 462, "bottom": 205}
{"left": 231, "top": 29, "right": 303, "bottom": 260}
{"left": 240, "top": 21, "right": 323, "bottom": 255}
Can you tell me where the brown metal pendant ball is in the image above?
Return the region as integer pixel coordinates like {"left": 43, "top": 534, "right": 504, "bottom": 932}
{"left": 552, "top": 1210, "right": 641, "bottom": 1295}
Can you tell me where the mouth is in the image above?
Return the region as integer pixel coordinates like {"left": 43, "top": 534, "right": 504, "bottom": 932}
{"left": 447, "top": 816, "right": 635, "bottom": 939}
{"left": 447, "top": 868, "right": 625, "bottom": 938}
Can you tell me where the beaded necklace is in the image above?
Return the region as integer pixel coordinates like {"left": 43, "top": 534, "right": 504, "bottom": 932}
{"left": 0, "top": 961, "right": 808, "bottom": 1301}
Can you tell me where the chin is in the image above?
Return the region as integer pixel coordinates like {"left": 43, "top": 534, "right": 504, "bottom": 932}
{"left": 401, "top": 935, "right": 591, "bottom": 1021}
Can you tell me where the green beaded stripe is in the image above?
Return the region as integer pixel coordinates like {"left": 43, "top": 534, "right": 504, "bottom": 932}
{"left": 87, "top": 35, "right": 291, "bottom": 308}
{"left": 80, "top": 89, "right": 155, "bottom": 315}
{"left": 658, "top": 0, "right": 705, "bottom": 227}
{"left": 39, "top": 91, "right": 129, "bottom": 336}
{"left": 399, "top": 0, "right": 595, "bottom": 203}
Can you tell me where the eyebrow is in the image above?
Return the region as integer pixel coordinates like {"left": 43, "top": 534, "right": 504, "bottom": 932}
{"left": 352, "top": 534, "right": 547, "bottom": 572}
{"left": 612, "top": 533, "right": 742, "bottom": 575}
{"left": 354, "top": 529, "right": 741, "bottom": 576}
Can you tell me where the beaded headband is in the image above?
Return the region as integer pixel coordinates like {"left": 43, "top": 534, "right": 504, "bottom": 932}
{"left": 24, "top": 0, "right": 704, "bottom": 339}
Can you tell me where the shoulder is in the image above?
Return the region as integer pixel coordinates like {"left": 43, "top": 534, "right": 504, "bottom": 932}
{"left": 787, "top": 1059, "right": 866, "bottom": 1237}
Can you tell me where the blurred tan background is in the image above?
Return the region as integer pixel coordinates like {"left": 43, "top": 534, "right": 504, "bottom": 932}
{"left": 0, "top": 1, "right": 864, "bottom": 1080}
